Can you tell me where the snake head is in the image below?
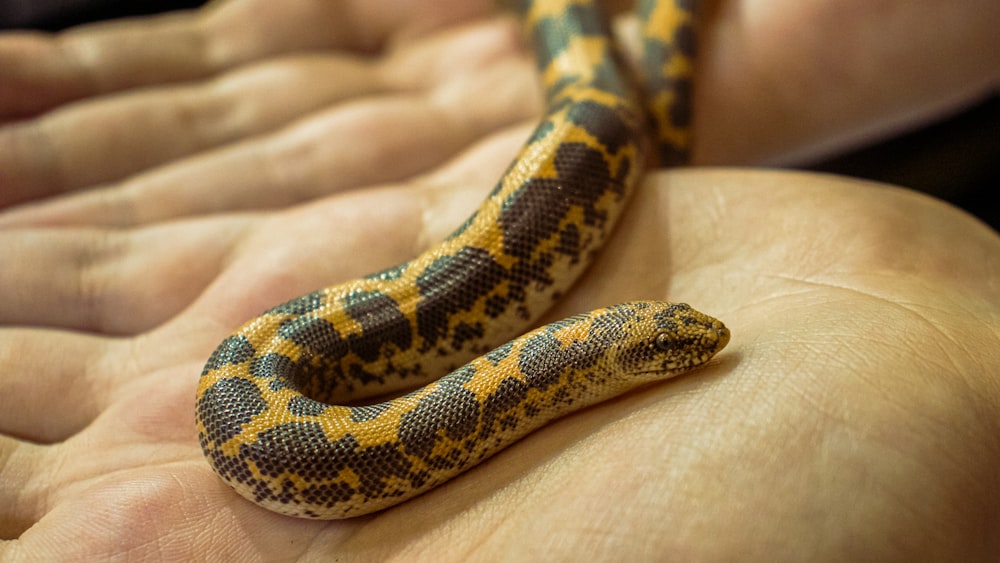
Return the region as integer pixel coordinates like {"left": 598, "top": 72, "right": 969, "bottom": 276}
{"left": 609, "top": 301, "right": 730, "bottom": 379}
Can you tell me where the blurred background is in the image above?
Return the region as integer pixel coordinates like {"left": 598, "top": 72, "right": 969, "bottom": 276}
{"left": 2, "top": 0, "right": 996, "bottom": 232}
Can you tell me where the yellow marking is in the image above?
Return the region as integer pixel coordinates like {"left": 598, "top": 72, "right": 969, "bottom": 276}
{"left": 644, "top": 0, "right": 693, "bottom": 42}
{"left": 542, "top": 36, "right": 614, "bottom": 85}
{"left": 197, "top": 0, "right": 710, "bottom": 520}
{"left": 528, "top": 0, "right": 589, "bottom": 20}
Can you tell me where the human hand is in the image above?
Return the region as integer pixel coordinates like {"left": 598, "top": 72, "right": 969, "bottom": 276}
{"left": 2, "top": 0, "right": 999, "bottom": 560}
{"left": 2, "top": 0, "right": 998, "bottom": 220}
{"left": 2, "top": 146, "right": 999, "bottom": 558}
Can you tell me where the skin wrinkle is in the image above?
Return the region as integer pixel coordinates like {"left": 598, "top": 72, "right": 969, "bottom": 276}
{"left": 103, "top": 183, "right": 141, "bottom": 226}
{"left": 77, "top": 339, "right": 125, "bottom": 437}
{"left": 801, "top": 307, "right": 1000, "bottom": 539}
{"left": 797, "top": 277, "right": 992, "bottom": 384}
{"left": 4, "top": 443, "right": 42, "bottom": 535}
{"left": 69, "top": 229, "right": 121, "bottom": 333}
{"left": 25, "top": 116, "right": 67, "bottom": 197}
{"left": 256, "top": 131, "right": 307, "bottom": 207}
{"left": 254, "top": 95, "right": 472, "bottom": 205}
{"left": 169, "top": 81, "right": 237, "bottom": 153}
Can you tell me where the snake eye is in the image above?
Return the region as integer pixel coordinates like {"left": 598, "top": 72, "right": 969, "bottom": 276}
{"left": 654, "top": 331, "right": 673, "bottom": 352}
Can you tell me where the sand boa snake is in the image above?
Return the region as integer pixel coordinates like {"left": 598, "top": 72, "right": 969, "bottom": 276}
{"left": 196, "top": 0, "right": 729, "bottom": 519}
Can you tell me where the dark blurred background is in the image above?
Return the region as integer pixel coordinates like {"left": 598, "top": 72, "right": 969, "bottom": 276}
{"left": 2, "top": 0, "right": 996, "bottom": 232}
{"left": 811, "top": 97, "right": 998, "bottom": 233}
{"left": 0, "top": 0, "right": 206, "bottom": 30}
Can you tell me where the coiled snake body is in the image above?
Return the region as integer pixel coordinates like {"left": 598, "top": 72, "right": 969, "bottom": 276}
{"left": 196, "top": 0, "right": 729, "bottom": 519}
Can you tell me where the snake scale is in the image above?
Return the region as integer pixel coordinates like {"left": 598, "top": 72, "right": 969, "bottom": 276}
{"left": 196, "top": 0, "right": 729, "bottom": 519}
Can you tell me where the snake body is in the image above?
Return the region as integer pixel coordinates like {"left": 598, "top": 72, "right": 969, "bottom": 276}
{"left": 196, "top": 0, "right": 727, "bottom": 519}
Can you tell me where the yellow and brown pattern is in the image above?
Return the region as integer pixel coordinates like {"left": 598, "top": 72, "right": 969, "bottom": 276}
{"left": 196, "top": 0, "right": 726, "bottom": 519}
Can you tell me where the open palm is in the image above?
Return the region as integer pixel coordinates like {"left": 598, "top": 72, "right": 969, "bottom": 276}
{"left": 2, "top": 0, "right": 999, "bottom": 560}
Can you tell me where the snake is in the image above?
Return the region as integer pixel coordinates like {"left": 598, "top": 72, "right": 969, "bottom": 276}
{"left": 196, "top": 0, "right": 729, "bottom": 520}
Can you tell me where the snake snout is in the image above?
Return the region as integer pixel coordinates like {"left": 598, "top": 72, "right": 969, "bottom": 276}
{"left": 711, "top": 321, "right": 731, "bottom": 352}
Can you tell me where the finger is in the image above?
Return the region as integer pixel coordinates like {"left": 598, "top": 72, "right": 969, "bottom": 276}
{"left": 0, "top": 114, "right": 532, "bottom": 340}
{"left": 0, "top": 218, "right": 248, "bottom": 334}
{"left": 0, "top": 15, "right": 535, "bottom": 224}
{"left": 0, "top": 57, "right": 538, "bottom": 228}
{"left": 0, "top": 0, "right": 496, "bottom": 120}
{"left": 0, "top": 11, "right": 216, "bottom": 120}
{"left": 421, "top": 119, "right": 535, "bottom": 184}
{"left": 0, "top": 55, "right": 381, "bottom": 208}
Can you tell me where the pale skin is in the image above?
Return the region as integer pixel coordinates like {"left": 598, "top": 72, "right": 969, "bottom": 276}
{"left": 1, "top": 0, "right": 999, "bottom": 560}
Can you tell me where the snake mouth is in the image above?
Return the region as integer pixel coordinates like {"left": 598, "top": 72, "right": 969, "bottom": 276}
{"left": 714, "top": 323, "right": 731, "bottom": 351}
